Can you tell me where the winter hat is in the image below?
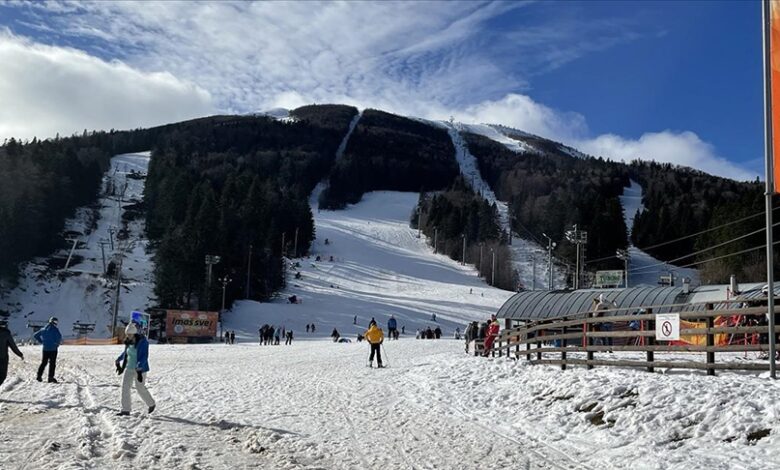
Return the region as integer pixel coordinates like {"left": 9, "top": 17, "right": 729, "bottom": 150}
{"left": 125, "top": 322, "right": 138, "bottom": 336}
{"left": 49, "top": 317, "right": 59, "bottom": 325}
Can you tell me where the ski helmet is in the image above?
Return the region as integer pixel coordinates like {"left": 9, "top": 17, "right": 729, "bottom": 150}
{"left": 49, "top": 317, "right": 58, "bottom": 325}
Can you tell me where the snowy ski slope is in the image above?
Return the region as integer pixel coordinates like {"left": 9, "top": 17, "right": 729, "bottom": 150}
{"left": 441, "top": 121, "right": 567, "bottom": 291}
{"left": 619, "top": 180, "right": 699, "bottom": 287}
{"left": 223, "top": 191, "right": 513, "bottom": 342}
{"left": 0, "top": 152, "right": 155, "bottom": 339}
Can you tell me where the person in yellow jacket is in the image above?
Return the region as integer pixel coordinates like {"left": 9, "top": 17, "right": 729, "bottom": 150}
{"left": 364, "top": 324, "right": 384, "bottom": 368}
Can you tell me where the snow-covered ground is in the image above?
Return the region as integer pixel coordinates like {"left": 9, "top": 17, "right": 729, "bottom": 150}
{"left": 223, "top": 191, "right": 513, "bottom": 342}
{"left": 619, "top": 180, "right": 699, "bottom": 287}
{"left": 0, "top": 152, "right": 156, "bottom": 339}
{"left": 2, "top": 340, "right": 778, "bottom": 469}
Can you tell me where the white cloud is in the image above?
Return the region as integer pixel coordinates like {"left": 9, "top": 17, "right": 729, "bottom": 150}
{"left": 436, "top": 93, "right": 756, "bottom": 181}
{"left": 442, "top": 93, "right": 588, "bottom": 142}
{"left": 0, "top": 2, "right": 755, "bottom": 180}
{"left": 0, "top": 32, "right": 214, "bottom": 141}
{"left": 575, "top": 131, "right": 758, "bottom": 181}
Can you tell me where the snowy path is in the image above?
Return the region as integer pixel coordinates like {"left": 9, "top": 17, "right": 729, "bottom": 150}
{"left": 3, "top": 341, "right": 778, "bottom": 469}
{"left": 619, "top": 180, "right": 699, "bottom": 286}
{"left": 0, "top": 152, "right": 155, "bottom": 339}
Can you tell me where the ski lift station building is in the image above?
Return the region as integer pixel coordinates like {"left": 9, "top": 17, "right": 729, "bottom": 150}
{"left": 495, "top": 281, "right": 780, "bottom": 327}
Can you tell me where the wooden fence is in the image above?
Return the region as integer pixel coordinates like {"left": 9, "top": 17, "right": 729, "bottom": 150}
{"left": 481, "top": 302, "right": 780, "bottom": 375}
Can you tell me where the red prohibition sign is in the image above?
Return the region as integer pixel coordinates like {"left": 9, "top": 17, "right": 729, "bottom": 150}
{"left": 661, "top": 321, "right": 673, "bottom": 337}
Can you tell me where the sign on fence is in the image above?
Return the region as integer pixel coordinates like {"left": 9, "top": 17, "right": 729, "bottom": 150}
{"left": 655, "top": 313, "right": 680, "bottom": 341}
{"left": 165, "top": 310, "right": 218, "bottom": 338}
{"left": 594, "top": 270, "right": 624, "bottom": 288}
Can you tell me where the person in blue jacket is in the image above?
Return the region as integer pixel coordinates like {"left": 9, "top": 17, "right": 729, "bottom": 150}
{"left": 33, "top": 317, "right": 62, "bottom": 383}
{"left": 115, "top": 322, "right": 156, "bottom": 416}
{"left": 387, "top": 315, "right": 398, "bottom": 340}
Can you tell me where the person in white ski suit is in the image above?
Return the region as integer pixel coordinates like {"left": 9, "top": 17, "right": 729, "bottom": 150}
{"left": 115, "top": 322, "right": 156, "bottom": 415}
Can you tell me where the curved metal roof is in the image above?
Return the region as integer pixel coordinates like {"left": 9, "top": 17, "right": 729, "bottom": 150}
{"left": 496, "top": 286, "right": 698, "bottom": 321}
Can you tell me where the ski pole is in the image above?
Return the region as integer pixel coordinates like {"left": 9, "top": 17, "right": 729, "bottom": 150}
{"left": 380, "top": 343, "right": 389, "bottom": 368}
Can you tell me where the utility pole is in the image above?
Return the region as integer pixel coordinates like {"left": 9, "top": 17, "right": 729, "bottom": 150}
{"left": 532, "top": 256, "right": 536, "bottom": 291}
{"left": 762, "top": 0, "right": 777, "bottom": 378}
{"left": 293, "top": 227, "right": 299, "bottom": 258}
{"left": 433, "top": 228, "right": 438, "bottom": 254}
{"left": 99, "top": 240, "right": 110, "bottom": 274}
{"left": 491, "top": 248, "right": 496, "bottom": 286}
{"left": 565, "top": 225, "right": 588, "bottom": 290}
{"left": 616, "top": 249, "right": 630, "bottom": 288}
{"left": 219, "top": 276, "right": 231, "bottom": 338}
{"left": 245, "top": 244, "right": 253, "bottom": 299}
{"left": 204, "top": 255, "right": 221, "bottom": 311}
{"left": 461, "top": 234, "right": 467, "bottom": 266}
{"left": 417, "top": 208, "right": 424, "bottom": 238}
{"left": 111, "top": 254, "right": 123, "bottom": 337}
{"left": 542, "top": 233, "right": 556, "bottom": 290}
{"left": 108, "top": 227, "right": 116, "bottom": 251}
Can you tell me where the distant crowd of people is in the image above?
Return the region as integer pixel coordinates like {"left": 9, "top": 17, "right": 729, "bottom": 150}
{"left": 258, "top": 324, "right": 294, "bottom": 345}
{"left": 463, "top": 315, "right": 500, "bottom": 356}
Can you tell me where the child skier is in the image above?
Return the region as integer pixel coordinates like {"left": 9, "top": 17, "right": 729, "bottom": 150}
{"left": 115, "top": 322, "right": 156, "bottom": 416}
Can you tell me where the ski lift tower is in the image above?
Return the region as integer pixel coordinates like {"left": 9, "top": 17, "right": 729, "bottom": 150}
{"left": 616, "top": 249, "right": 630, "bottom": 288}
{"left": 565, "top": 225, "right": 588, "bottom": 290}
{"left": 205, "top": 255, "right": 221, "bottom": 311}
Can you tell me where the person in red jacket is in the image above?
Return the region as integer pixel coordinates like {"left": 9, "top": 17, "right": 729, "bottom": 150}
{"left": 483, "top": 317, "right": 500, "bottom": 356}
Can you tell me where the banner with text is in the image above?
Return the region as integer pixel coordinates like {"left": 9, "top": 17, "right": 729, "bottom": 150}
{"left": 165, "top": 310, "right": 218, "bottom": 337}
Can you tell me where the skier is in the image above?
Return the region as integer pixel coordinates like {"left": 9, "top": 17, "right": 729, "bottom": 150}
{"left": 285, "top": 330, "right": 293, "bottom": 345}
{"left": 331, "top": 328, "right": 340, "bottom": 342}
{"left": 274, "top": 328, "right": 281, "bottom": 345}
{"left": 454, "top": 327, "right": 461, "bottom": 340}
{"left": 364, "top": 323, "right": 384, "bottom": 368}
{"left": 431, "top": 313, "right": 437, "bottom": 322}
{"left": 306, "top": 324, "right": 310, "bottom": 333}
{"left": 401, "top": 325, "right": 405, "bottom": 335}
{"left": 0, "top": 321, "right": 24, "bottom": 387}
{"left": 311, "top": 324, "right": 315, "bottom": 333}
{"left": 230, "top": 331, "right": 236, "bottom": 344}
{"left": 353, "top": 315, "right": 357, "bottom": 325}
{"left": 33, "top": 317, "right": 61, "bottom": 383}
{"left": 483, "top": 317, "right": 500, "bottom": 356}
{"left": 425, "top": 327, "right": 433, "bottom": 339}
{"left": 224, "top": 331, "right": 230, "bottom": 344}
{"left": 115, "top": 322, "right": 156, "bottom": 416}
{"left": 387, "top": 315, "right": 397, "bottom": 340}
{"left": 434, "top": 326, "right": 442, "bottom": 339}
{"left": 369, "top": 317, "right": 376, "bottom": 328}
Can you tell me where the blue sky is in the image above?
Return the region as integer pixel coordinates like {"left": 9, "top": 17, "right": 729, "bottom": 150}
{"left": 0, "top": 1, "right": 764, "bottom": 179}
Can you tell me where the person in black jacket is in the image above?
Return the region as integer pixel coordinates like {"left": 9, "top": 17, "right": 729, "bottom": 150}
{"left": 0, "top": 322, "right": 24, "bottom": 387}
